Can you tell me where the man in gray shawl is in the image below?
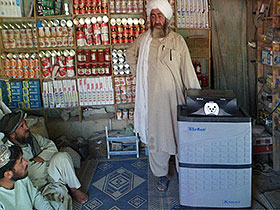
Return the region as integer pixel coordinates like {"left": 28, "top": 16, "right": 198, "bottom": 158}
{"left": 126, "top": 0, "right": 200, "bottom": 192}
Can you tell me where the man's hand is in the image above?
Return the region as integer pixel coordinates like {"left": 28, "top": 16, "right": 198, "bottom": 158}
{"left": 32, "top": 156, "right": 44, "bottom": 162}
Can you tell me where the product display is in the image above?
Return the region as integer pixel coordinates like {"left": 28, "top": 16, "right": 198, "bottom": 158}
{"left": 39, "top": 49, "right": 76, "bottom": 78}
{"left": 1, "top": 53, "right": 40, "bottom": 79}
{"left": 176, "top": 0, "right": 209, "bottom": 28}
{"left": 0, "top": 0, "right": 211, "bottom": 122}
{"left": 37, "top": 19, "right": 74, "bottom": 48}
{"left": 0, "top": 22, "right": 38, "bottom": 49}
{"left": 110, "top": 17, "right": 146, "bottom": 44}
{"left": 116, "top": 108, "right": 134, "bottom": 120}
{"left": 109, "top": 0, "right": 144, "bottom": 13}
{"left": 73, "top": 0, "right": 108, "bottom": 14}
{"left": 78, "top": 77, "right": 114, "bottom": 106}
{"left": 74, "top": 16, "right": 109, "bottom": 46}
{"left": 1, "top": 80, "right": 42, "bottom": 109}
{"left": 37, "top": 0, "right": 67, "bottom": 16}
{"left": 42, "top": 79, "right": 78, "bottom": 108}
{"left": 114, "top": 76, "right": 136, "bottom": 104}
{"left": 112, "top": 49, "right": 130, "bottom": 75}
{"left": 77, "top": 48, "right": 111, "bottom": 76}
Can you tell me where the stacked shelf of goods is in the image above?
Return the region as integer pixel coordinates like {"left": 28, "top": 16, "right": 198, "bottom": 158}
{"left": 176, "top": 0, "right": 211, "bottom": 88}
{"left": 0, "top": 0, "right": 211, "bottom": 122}
{"left": 256, "top": 0, "right": 280, "bottom": 169}
{"left": 0, "top": 80, "right": 42, "bottom": 109}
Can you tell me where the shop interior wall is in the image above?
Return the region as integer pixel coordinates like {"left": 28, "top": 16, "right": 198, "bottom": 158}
{"left": 44, "top": 0, "right": 258, "bottom": 141}
{"left": 211, "top": 0, "right": 257, "bottom": 118}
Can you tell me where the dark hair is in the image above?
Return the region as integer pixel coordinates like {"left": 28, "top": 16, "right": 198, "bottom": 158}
{"left": 0, "top": 146, "right": 22, "bottom": 179}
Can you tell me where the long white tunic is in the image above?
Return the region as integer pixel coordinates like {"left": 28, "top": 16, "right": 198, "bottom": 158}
{"left": 3, "top": 133, "right": 81, "bottom": 210}
{"left": 126, "top": 31, "right": 201, "bottom": 155}
{"left": 0, "top": 177, "right": 65, "bottom": 210}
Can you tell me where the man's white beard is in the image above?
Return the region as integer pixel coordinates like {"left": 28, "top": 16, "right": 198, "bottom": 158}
{"left": 151, "top": 28, "right": 165, "bottom": 38}
{"left": 150, "top": 21, "right": 170, "bottom": 38}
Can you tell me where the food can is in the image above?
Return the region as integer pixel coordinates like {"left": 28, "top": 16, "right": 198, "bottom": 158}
{"left": 44, "top": 37, "right": 51, "bottom": 47}
{"left": 115, "top": 86, "right": 121, "bottom": 95}
{"left": 129, "top": 109, "right": 134, "bottom": 120}
{"left": 62, "top": 37, "right": 69, "bottom": 46}
{"left": 1, "top": 29, "right": 8, "bottom": 39}
{"left": 120, "top": 86, "right": 126, "bottom": 94}
{"left": 14, "top": 29, "right": 20, "bottom": 39}
{"left": 121, "top": 94, "right": 127, "bottom": 103}
{"left": 115, "top": 95, "right": 121, "bottom": 104}
{"left": 126, "top": 85, "right": 132, "bottom": 94}
{"left": 26, "top": 28, "right": 33, "bottom": 38}
{"left": 127, "top": 94, "right": 132, "bottom": 103}
{"left": 50, "top": 37, "right": 57, "bottom": 47}
{"left": 78, "top": 64, "right": 85, "bottom": 76}
{"left": 119, "top": 77, "right": 125, "bottom": 86}
{"left": 122, "top": 109, "right": 128, "bottom": 119}
{"left": 116, "top": 110, "right": 122, "bottom": 120}
{"left": 7, "top": 29, "right": 14, "bottom": 39}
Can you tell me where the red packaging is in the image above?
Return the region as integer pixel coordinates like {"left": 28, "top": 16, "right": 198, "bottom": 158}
{"left": 85, "top": 50, "right": 91, "bottom": 63}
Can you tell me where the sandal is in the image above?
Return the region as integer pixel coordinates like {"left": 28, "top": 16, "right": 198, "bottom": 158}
{"left": 157, "top": 176, "right": 170, "bottom": 192}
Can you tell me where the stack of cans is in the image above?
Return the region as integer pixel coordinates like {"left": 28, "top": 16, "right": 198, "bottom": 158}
{"left": 110, "top": 17, "right": 145, "bottom": 44}
{"left": 0, "top": 22, "right": 37, "bottom": 49}
{"left": 37, "top": 19, "right": 74, "bottom": 48}
{"left": 114, "top": 76, "right": 136, "bottom": 104}
{"left": 1, "top": 53, "right": 40, "bottom": 79}
{"left": 110, "top": 0, "right": 144, "bottom": 13}
{"left": 74, "top": 16, "right": 109, "bottom": 46}
{"left": 39, "top": 49, "right": 76, "bottom": 79}
{"left": 112, "top": 49, "right": 130, "bottom": 75}
{"left": 73, "top": 0, "right": 108, "bottom": 14}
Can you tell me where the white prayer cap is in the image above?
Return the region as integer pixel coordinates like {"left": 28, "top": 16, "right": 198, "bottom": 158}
{"left": 0, "top": 145, "right": 11, "bottom": 168}
{"left": 146, "top": 0, "right": 173, "bottom": 20}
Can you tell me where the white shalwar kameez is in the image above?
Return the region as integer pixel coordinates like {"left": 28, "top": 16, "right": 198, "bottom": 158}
{"left": 4, "top": 133, "right": 81, "bottom": 210}
{"left": 0, "top": 177, "right": 65, "bottom": 210}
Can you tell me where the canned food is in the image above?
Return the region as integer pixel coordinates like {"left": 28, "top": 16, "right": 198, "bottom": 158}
{"left": 115, "top": 86, "right": 121, "bottom": 95}
{"left": 116, "top": 110, "right": 122, "bottom": 120}
{"left": 121, "top": 94, "right": 127, "bottom": 103}
{"left": 129, "top": 109, "right": 134, "bottom": 120}
{"left": 119, "top": 77, "right": 125, "bottom": 86}
{"left": 115, "top": 95, "right": 121, "bottom": 104}
{"left": 122, "top": 109, "right": 128, "bottom": 119}
{"left": 127, "top": 94, "right": 132, "bottom": 103}
{"left": 120, "top": 86, "right": 126, "bottom": 94}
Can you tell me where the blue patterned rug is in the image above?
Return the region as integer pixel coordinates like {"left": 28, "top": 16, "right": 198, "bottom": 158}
{"left": 78, "top": 157, "right": 180, "bottom": 210}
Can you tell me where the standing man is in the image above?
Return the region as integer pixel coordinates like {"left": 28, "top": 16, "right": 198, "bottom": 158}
{"left": 126, "top": 0, "right": 200, "bottom": 192}
{"left": 0, "top": 110, "right": 88, "bottom": 209}
{"left": 0, "top": 145, "right": 65, "bottom": 210}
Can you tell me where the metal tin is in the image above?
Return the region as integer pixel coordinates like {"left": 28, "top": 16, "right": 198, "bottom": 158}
{"left": 122, "top": 109, "right": 128, "bottom": 119}
{"left": 116, "top": 110, "right": 122, "bottom": 120}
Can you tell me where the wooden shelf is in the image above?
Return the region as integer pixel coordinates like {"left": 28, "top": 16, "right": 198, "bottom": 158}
{"left": 256, "top": 0, "right": 280, "bottom": 170}
{"left": 76, "top": 45, "right": 111, "bottom": 49}
{"left": 36, "top": 15, "right": 73, "bottom": 19}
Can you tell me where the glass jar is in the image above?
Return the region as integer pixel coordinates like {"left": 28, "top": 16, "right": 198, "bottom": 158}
{"left": 91, "top": 49, "right": 97, "bottom": 62}
{"left": 97, "top": 49, "right": 104, "bottom": 62}
{"left": 104, "top": 48, "right": 110, "bottom": 61}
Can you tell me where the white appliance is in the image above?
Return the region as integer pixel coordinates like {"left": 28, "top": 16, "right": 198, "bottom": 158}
{"left": 177, "top": 97, "right": 252, "bottom": 208}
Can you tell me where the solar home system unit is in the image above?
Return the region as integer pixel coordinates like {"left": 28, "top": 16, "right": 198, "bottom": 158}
{"left": 177, "top": 89, "right": 252, "bottom": 208}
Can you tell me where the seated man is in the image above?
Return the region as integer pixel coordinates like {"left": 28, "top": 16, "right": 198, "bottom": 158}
{"left": 0, "top": 110, "right": 88, "bottom": 209}
{"left": 0, "top": 144, "right": 65, "bottom": 210}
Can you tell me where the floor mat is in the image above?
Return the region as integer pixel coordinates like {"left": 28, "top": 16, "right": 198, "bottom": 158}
{"left": 77, "top": 157, "right": 180, "bottom": 210}
{"left": 82, "top": 158, "right": 148, "bottom": 210}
